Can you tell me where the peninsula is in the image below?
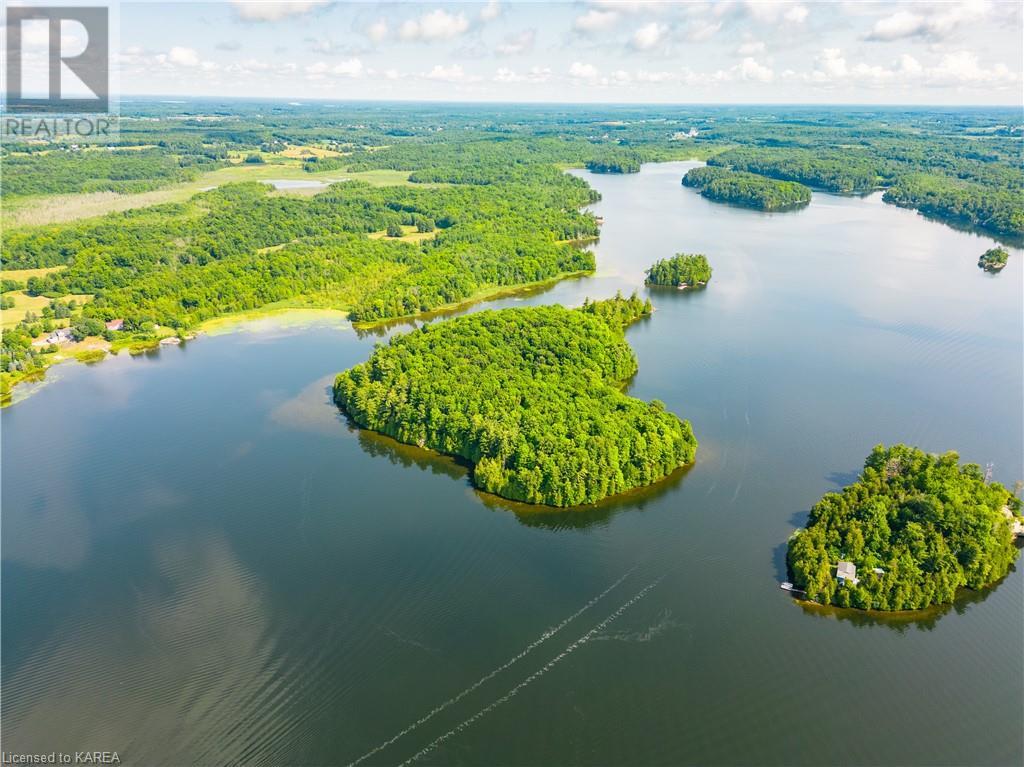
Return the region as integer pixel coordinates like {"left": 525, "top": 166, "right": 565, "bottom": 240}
{"left": 683, "top": 166, "right": 811, "bottom": 211}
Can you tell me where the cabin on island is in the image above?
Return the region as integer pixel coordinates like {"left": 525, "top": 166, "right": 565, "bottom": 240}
{"left": 1002, "top": 506, "right": 1024, "bottom": 537}
{"left": 105, "top": 319, "right": 124, "bottom": 331}
{"left": 836, "top": 561, "right": 859, "bottom": 586}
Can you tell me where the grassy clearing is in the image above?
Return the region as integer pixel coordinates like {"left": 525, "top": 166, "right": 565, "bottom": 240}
{"left": 3, "top": 164, "right": 420, "bottom": 228}
{"left": 1, "top": 291, "right": 92, "bottom": 328}
{"left": 280, "top": 144, "right": 345, "bottom": 159}
{"left": 2, "top": 266, "right": 67, "bottom": 282}
{"left": 367, "top": 225, "right": 437, "bottom": 243}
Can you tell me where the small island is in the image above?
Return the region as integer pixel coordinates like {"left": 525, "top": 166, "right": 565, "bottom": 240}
{"left": 683, "top": 166, "right": 811, "bottom": 211}
{"left": 586, "top": 155, "right": 641, "bottom": 174}
{"left": 787, "top": 444, "right": 1022, "bottom": 611}
{"left": 645, "top": 254, "right": 712, "bottom": 290}
{"left": 334, "top": 293, "right": 698, "bottom": 507}
{"left": 978, "top": 247, "right": 1009, "bottom": 272}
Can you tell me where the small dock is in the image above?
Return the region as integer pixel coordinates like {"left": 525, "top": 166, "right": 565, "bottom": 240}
{"left": 779, "top": 582, "right": 805, "bottom": 595}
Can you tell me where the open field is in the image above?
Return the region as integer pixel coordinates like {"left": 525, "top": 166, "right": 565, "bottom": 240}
{"left": 1, "top": 291, "right": 92, "bottom": 328}
{"left": 367, "top": 225, "right": 438, "bottom": 243}
{"left": 2, "top": 266, "right": 67, "bottom": 282}
{"left": 3, "top": 164, "right": 420, "bottom": 229}
{"left": 280, "top": 144, "right": 345, "bottom": 159}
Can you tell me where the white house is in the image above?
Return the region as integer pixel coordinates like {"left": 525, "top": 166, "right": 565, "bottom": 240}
{"left": 836, "top": 561, "right": 859, "bottom": 586}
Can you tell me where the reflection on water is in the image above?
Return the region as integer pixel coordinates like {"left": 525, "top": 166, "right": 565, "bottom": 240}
{"left": 484, "top": 464, "right": 694, "bottom": 531}
{"left": 349, "top": 412, "right": 695, "bottom": 530}
{"left": 3, "top": 534, "right": 280, "bottom": 765}
{"left": 794, "top": 569, "right": 1011, "bottom": 633}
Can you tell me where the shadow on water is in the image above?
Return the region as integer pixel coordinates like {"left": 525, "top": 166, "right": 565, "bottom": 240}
{"left": 345, "top": 410, "right": 696, "bottom": 530}
{"left": 772, "top": 510, "right": 810, "bottom": 583}
{"left": 792, "top": 571, "right": 1010, "bottom": 633}
{"left": 351, "top": 423, "right": 472, "bottom": 485}
{"left": 480, "top": 463, "right": 694, "bottom": 531}
{"left": 825, "top": 469, "right": 861, "bottom": 488}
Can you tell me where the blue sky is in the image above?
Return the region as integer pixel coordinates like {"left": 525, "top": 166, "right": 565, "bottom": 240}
{"left": 108, "top": 1, "right": 1023, "bottom": 104}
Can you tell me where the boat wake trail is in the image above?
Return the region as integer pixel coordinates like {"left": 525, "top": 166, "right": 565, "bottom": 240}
{"left": 345, "top": 566, "right": 638, "bottom": 767}
{"left": 397, "top": 571, "right": 669, "bottom": 766}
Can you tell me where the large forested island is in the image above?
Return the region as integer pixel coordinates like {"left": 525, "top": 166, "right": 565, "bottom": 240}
{"left": 787, "top": 444, "right": 1022, "bottom": 611}
{"left": 682, "top": 166, "right": 811, "bottom": 211}
{"left": 645, "top": 254, "right": 712, "bottom": 288}
{"left": 334, "top": 294, "right": 697, "bottom": 506}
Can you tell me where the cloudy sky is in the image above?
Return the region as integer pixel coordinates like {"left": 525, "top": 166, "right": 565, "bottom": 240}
{"left": 109, "top": 1, "right": 1022, "bottom": 104}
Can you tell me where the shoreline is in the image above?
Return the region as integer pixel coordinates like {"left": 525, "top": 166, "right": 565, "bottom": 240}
{"left": 0, "top": 271, "right": 595, "bottom": 408}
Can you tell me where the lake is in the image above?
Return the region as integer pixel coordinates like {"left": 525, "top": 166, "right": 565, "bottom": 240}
{"left": 2, "top": 162, "right": 1021, "bottom": 765}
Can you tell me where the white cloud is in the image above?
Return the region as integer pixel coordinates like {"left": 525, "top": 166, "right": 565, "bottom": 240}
{"left": 737, "top": 40, "right": 765, "bottom": 55}
{"left": 687, "top": 20, "right": 722, "bottom": 42}
{"left": 331, "top": 58, "right": 364, "bottom": 77}
{"left": 744, "top": 1, "right": 809, "bottom": 25}
{"left": 367, "top": 19, "right": 388, "bottom": 43}
{"left": 496, "top": 29, "right": 536, "bottom": 56}
{"left": 399, "top": 9, "right": 470, "bottom": 42}
{"left": 168, "top": 46, "right": 200, "bottom": 67}
{"left": 493, "top": 65, "right": 550, "bottom": 83}
{"left": 801, "top": 47, "right": 1017, "bottom": 90}
{"left": 928, "top": 50, "right": 1015, "bottom": 85}
{"left": 737, "top": 57, "right": 775, "bottom": 82}
{"left": 574, "top": 10, "right": 618, "bottom": 33}
{"left": 631, "top": 22, "right": 667, "bottom": 51}
{"left": 865, "top": 2, "right": 994, "bottom": 42}
{"left": 423, "top": 63, "right": 479, "bottom": 82}
{"left": 636, "top": 69, "right": 675, "bottom": 83}
{"left": 591, "top": 0, "right": 666, "bottom": 13}
{"left": 569, "top": 61, "right": 600, "bottom": 80}
{"left": 480, "top": 1, "right": 502, "bottom": 22}
{"left": 230, "top": 1, "right": 329, "bottom": 22}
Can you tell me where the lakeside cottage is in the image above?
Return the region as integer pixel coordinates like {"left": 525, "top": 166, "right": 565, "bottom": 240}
{"left": 44, "top": 327, "right": 74, "bottom": 345}
{"left": 105, "top": 319, "right": 124, "bottom": 331}
{"left": 836, "top": 561, "right": 859, "bottom": 586}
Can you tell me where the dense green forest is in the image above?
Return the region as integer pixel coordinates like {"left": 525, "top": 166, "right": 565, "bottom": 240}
{"left": 978, "top": 247, "right": 1009, "bottom": 272}
{"left": 334, "top": 294, "right": 697, "bottom": 506}
{"left": 1, "top": 146, "right": 224, "bottom": 197}
{"left": 683, "top": 166, "right": 811, "bottom": 211}
{"left": 787, "top": 444, "right": 1022, "bottom": 611}
{"left": 3, "top": 102, "right": 1021, "bottom": 398}
{"left": 645, "top": 254, "right": 712, "bottom": 287}
{"left": 585, "top": 153, "right": 642, "bottom": 174}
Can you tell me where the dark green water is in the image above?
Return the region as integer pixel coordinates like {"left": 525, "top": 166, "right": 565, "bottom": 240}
{"left": 3, "top": 162, "right": 1022, "bottom": 766}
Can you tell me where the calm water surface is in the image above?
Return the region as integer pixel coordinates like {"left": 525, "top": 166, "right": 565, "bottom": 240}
{"left": 3, "top": 162, "right": 1022, "bottom": 765}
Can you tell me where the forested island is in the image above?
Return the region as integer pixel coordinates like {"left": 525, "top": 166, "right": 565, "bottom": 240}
{"left": 682, "top": 166, "right": 811, "bottom": 211}
{"left": 978, "top": 247, "right": 1009, "bottom": 272}
{"left": 787, "top": 444, "right": 1022, "bottom": 611}
{"left": 333, "top": 294, "right": 697, "bottom": 506}
{"left": 645, "top": 254, "right": 712, "bottom": 288}
{"left": 585, "top": 154, "right": 642, "bottom": 174}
